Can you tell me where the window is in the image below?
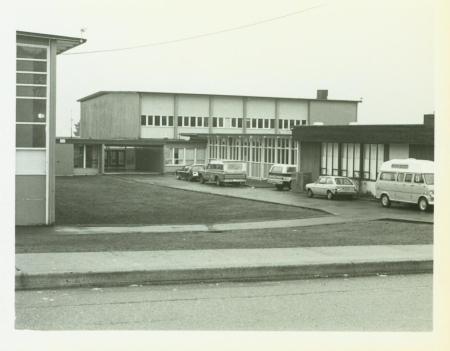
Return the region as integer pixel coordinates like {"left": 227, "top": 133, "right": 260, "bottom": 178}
{"left": 264, "top": 119, "right": 269, "bottom": 128}
{"left": 380, "top": 172, "right": 396, "bottom": 181}
{"left": 140, "top": 115, "right": 146, "bottom": 125}
{"left": 161, "top": 116, "right": 167, "bottom": 126}
{"left": 289, "top": 120, "right": 294, "bottom": 129}
{"left": 204, "top": 117, "right": 209, "bottom": 127}
{"left": 414, "top": 174, "right": 424, "bottom": 184}
{"left": 278, "top": 119, "right": 283, "bottom": 129}
{"left": 424, "top": 174, "right": 434, "bottom": 185}
{"left": 184, "top": 116, "right": 189, "bottom": 126}
{"left": 16, "top": 124, "right": 45, "bottom": 148}
{"left": 326, "top": 178, "right": 334, "bottom": 184}
{"left": 185, "top": 149, "right": 195, "bottom": 164}
{"left": 231, "top": 118, "right": 236, "bottom": 127}
{"left": 245, "top": 119, "right": 250, "bottom": 128}
{"left": 190, "top": 116, "right": 196, "bottom": 127}
{"left": 302, "top": 120, "right": 307, "bottom": 125}
{"left": 318, "top": 177, "right": 327, "bottom": 184}
{"left": 168, "top": 116, "right": 174, "bottom": 126}
{"left": 335, "top": 178, "right": 353, "bottom": 185}
{"left": 270, "top": 119, "right": 275, "bottom": 128}
{"left": 197, "top": 117, "right": 203, "bottom": 127}
{"left": 270, "top": 166, "right": 282, "bottom": 174}
{"left": 174, "top": 148, "right": 185, "bottom": 164}
{"left": 154, "top": 115, "right": 161, "bottom": 126}
{"left": 16, "top": 99, "right": 46, "bottom": 122}
{"left": 178, "top": 116, "right": 183, "bottom": 126}
{"left": 397, "top": 173, "right": 405, "bottom": 182}
{"left": 218, "top": 118, "right": 223, "bottom": 127}
{"left": 147, "top": 116, "right": 153, "bottom": 125}
{"left": 16, "top": 44, "right": 48, "bottom": 149}
{"left": 283, "top": 120, "right": 288, "bottom": 129}
{"left": 404, "top": 173, "right": 413, "bottom": 182}
{"left": 362, "top": 144, "right": 385, "bottom": 180}
{"left": 258, "top": 119, "right": 263, "bottom": 128}
{"left": 213, "top": 117, "right": 217, "bottom": 127}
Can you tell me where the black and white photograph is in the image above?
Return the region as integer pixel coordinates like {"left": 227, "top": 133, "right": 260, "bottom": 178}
{"left": 4, "top": 0, "right": 450, "bottom": 350}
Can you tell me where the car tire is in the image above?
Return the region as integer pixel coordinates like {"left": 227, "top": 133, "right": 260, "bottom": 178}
{"left": 286, "top": 182, "right": 292, "bottom": 190}
{"left": 187, "top": 175, "right": 193, "bottom": 182}
{"left": 215, "top": 177, "right": 223, "bottom": 187}
{"left": 418, "top": 197, "right": 428, "bottom": 212}
{"left": 326, "top": 191, "right": 334, "bottom": 200}
{"left": 275, "top": 184, "right": 283, "bottom": 191}
{"left": 200, "top": 175, "right": 206, "bottom": 184}
{"left": 176, "top": 174, "right": 181, "bottom": 180}
{"left": 380, "top": 194, "right": 391, "bottom": 208}
{"left": 307, "top": 189, "right": 313, "bottom": 198}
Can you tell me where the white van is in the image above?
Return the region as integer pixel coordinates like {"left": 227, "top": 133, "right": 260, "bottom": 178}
{"left": 375, "top": 159, "right": 434, "bottom": 211}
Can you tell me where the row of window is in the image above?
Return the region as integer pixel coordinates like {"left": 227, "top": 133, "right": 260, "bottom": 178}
{"left": 16, "top": 43, "right": 48, "bottom": 149}
{"left": 165, "top": 147, "right": 206, "bottom": 165}
{"left": 379, "top": 172, "right": 431, "bottom": 184}
{"left": 140, "top": 115, "right": 307, "bottom": 129}
{"left": 320, "top": 143, "right": 386, "bottom": 181}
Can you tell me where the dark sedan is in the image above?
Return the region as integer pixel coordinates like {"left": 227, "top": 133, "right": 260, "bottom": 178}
{"left": 175, "top": 164, "right": 205, "bottom": 181}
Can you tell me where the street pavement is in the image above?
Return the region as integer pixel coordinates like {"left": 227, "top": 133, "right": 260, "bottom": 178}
{"left": 15, "top": 274, "right": 432, "bottom": 331}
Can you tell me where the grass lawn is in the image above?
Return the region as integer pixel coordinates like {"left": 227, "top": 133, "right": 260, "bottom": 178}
{"left": 55, "top": 175, "right": 324, "bottom": 225}
{"left": 16, "top": 220, "right": 433, "bottom": 253}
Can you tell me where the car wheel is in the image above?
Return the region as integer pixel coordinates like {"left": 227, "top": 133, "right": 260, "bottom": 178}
{"left": 200, "top": 175, "right": 206, "bottom": 184}
{"left": 187, "top": 174, "right": 193, "bottom": 182}
{"left": 418, "top": 197, "right": 428, "bottom": 212}
{"left": 286, "top": 182, "right": 292, "bottom": 190}
{"left": 380, "top": 194, "right": 391, "bottom": 208}
{"left": 326, "top": 191, "right": 334, "bottom": 200}
{"left": 275, "top": 184, "right": 283, "bottom": 191}
{"left": 176, "top": 174, "right": 181, "bottom": 180}
{"left": 215, "top": 177, "right": 223, "bottom": 186}
{"left": 307, "top": 189, "right": 313, "bottom": 198}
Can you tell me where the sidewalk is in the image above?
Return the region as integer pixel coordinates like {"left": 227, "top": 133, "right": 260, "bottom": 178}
{"left": 16, "top": 245, "right": 433, "bottom": 290}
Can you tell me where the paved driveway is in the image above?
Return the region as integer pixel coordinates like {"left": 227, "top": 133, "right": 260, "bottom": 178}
{"left": 114, "top": 174, "right": 434, "bottom": 223}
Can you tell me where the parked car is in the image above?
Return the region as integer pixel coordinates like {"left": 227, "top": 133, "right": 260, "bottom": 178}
{"left": 305, "top": 176, "right": 357, "bottom": 200}
{"left": 267, "top": 164, "right": 297, "bottom": 190}
{"left": 175, "top": 164, "right": 205, "bottom": 181}
{"left": 199, "top": 160, "right": 247, "bottom": 186}
{"left": 375, "top": 158, "right": 434, "bottom": 211}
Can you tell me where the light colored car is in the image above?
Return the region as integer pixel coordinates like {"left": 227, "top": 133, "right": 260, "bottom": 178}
{"left": 375, "top": 158, "right": 434, "bottom": 211}
{"left": 199, "top": 160, "right": 247, "bottom": 186}
{"left": 305, "top": 176, "right": 357, "bottom": 200}
{"left": 267, "top": 164, "right": 297, "bottom": 190}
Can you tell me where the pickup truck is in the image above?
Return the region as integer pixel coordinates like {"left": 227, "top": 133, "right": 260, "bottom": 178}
{"left": 199, "top": 160, "right": 247, "bottom": 186}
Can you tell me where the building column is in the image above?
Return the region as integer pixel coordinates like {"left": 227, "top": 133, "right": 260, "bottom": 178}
{"left": 260, "top": 137, "right": 265, "bottom": 179}
{"left": 83, "top": 145, "right": 86, "bottom": 168}
{"left": 100, "top": 144, "right": 105, "bottom": 174}
{"left": 288, "top": 137, "right": 293, "bottom": 164}
{"left": 274, "top": 137, "right": 278, "bottom": 164}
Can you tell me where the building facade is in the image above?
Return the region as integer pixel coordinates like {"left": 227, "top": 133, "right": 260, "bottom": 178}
{"left": 16, "top": 31, "right": 85, "bottom": 225}
{"left": 292, "top": 114, "right": 435, "bottom": 195}
{"left": 58, "top": 90, "right": 360, "bottom": 178}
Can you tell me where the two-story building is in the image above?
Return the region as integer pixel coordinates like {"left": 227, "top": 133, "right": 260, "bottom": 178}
{"left": 56, "top": 89, "right": 360, "bottom": 179}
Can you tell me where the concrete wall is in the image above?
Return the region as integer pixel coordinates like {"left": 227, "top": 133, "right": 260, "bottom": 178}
{"left": 55, "top": 144, "right": 74, "bottom": 176}
{"left": 278, "top": 100, "right": 308, "bottom": 121}
{"left": 15, "top": 175, "right": 46, "bottom": 225}
{"left": 389, "top": 143, "right": 409, "bottom": 159}
{"left": 309, "top": 101, "right": 357, "bottom": 125}
{"left": 81, "top": 93, "right": 140, "bottom": 139}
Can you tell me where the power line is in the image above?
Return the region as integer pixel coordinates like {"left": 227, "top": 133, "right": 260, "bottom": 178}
{"left": 63, "top": 3, "right": 325, "bottom": 55}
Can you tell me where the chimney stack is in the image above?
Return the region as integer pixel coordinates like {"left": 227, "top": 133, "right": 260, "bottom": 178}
{"left": 316, "top": 90, "right": 328, "bottom": 100}
{"left": 423, "top": 114, "right": 434, "bottom": 127}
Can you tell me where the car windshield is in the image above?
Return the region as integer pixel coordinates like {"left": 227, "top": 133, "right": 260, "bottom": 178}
{"left": 225, "top": 163, "right": 245, "bottom": 171}
{"left": 335, "top": 177, "right": 353, "bottom": 185}
{"left": 423, "top": 173, "right": 434, "bottom": 185}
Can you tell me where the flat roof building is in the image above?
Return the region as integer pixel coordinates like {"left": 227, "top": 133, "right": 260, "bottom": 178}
{"left": 57, "top": 90, "right": 360, "bottom": 179}
{"left": 16, "top": 31, "right": 86, "bottom": 225}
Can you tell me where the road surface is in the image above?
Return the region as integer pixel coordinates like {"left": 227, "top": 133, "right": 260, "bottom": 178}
{"left": 15, "top": 274, "right": 432, "bottom": 331}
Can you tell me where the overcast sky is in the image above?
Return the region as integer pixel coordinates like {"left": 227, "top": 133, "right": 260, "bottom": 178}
{"left": 15, "top": 0, "right": 434, "bottom": 136}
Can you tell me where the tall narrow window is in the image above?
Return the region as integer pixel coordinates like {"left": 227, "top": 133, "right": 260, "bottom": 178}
{"left": 168, "top": 116, "right": 173, "bottom": 126}
{"left": 161, "top": 116, "right": 167, "bottom": 126}
{"left": 238, "top": 118, "right": 243, "bottom": 128}
{"left": 141, "top": 115, "right": 146, "bottom": 125}
{"left": 197, "top": 116, "right": 202, "bottom": 126}
{"left": 190, "top": 116, "right": 196, "bottom": 127}
{"left": 264, "top": 119, "right": 269, "bottom": 128}
{"left": 154, "top": 115, "right": 161, "bottom": 126}
{"left": 177, "top": 116, "right": 182, "bottom": 126}
{"left": 184, "top": 116, "right": 189, "bottom": 126}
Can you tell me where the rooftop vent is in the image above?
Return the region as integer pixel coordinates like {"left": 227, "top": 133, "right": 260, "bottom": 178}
{"left": 316, "top": 90, "right": 328, "bottom": 100}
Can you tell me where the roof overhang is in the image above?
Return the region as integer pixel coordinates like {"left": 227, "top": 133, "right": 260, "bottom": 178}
{"left": 17, "top": 31, "right": 86, "bottom": 54}
{"left": 56, "top": 137, "right": 206, "bottom": 146}
{"left": 292, "top": 124, "right": 434, "bottom": 145}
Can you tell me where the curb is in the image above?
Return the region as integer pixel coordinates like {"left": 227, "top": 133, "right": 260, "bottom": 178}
{"left": 15, "top": 260, "right": 433, "bottom": 290}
